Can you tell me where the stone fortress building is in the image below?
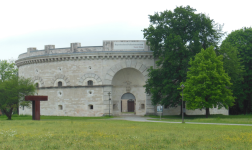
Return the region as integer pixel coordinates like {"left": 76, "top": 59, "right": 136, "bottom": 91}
{"left": 16, "top": 40, "right": 228, "bottom": 116}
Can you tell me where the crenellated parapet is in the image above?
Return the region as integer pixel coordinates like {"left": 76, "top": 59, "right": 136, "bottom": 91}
{"left": 17, "top": 40, "right": 150, "bottom": 60}
{"left": 16, "top": 52, "right": 153, "bottom": 67}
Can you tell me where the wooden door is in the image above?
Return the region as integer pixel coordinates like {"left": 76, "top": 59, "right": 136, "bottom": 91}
{"left": 128, "top": 100, "right": 134, "bottom": 112}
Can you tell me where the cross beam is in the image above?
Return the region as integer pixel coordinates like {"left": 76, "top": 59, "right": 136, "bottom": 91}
{"left": 25, "top": 96, "right": 48, "bottom": 120}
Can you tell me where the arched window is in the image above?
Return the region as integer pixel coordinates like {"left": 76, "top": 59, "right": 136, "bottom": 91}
{"left": 58, "top": 105, "right": 63, "bottom": 110}
{"left": 58, "top": 81, "right": 62, "bottom": 87}
{"left": 88, "top": 80, "right": 93, "bottom": 86}
{"left": 35, "top": 83, "right": 39, "bottom": 88}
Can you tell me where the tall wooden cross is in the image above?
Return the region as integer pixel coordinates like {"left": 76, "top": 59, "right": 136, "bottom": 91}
{"left": 25, "top": 96, "right": 48, "bottom": 120}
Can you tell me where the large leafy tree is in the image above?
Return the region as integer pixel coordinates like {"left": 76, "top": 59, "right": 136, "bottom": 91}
{"left": 217, "top": 42, "right": 244, "bottom": 114}
{"left": 182, "top": 47, "right": 235, "bottom": 118}
{"left": 221, "top": 27, "right": 252, "bottom": 114}
{"left": 0, "top": 60, "right": 18, "bottom": 82}
{"left": 0, "top": 76, "right": 35, "bottom": 120}
{"left": 143, "top": 6, "right": 224, "bottom": 110}
{"left": 0, "top": 60, "right": 18, "bottom": 116}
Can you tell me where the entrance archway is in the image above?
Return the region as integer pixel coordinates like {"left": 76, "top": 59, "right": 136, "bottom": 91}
{"left": 111, "top": 68, "right": 147, "bottom": 115}
{"left": 121, "top": 93, "right": 136, "bottom": 113}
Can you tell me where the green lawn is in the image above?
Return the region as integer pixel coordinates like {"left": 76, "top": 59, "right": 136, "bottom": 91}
{"left": 0, "top": 115, "right": 252, "bottom": 149}
{"left": 0, "top": 114, "right": 112, "bottom": 121}
{"left": 147, "top": 114, "right": 252, "bottom": 124}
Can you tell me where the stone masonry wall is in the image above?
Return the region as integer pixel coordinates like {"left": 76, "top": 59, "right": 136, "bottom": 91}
{"left": 16, "top": 40, "right": 228, "bottom": 116}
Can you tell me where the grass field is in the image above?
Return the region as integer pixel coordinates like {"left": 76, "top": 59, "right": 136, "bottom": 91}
{"left": 0, "top": 115, "right": 252, "bottom": 149}
{"left": 147, "top": 114, "right": 252, "bottom": 124}
{"left": 0, "top": 114, "right": 111, "bottom": 121}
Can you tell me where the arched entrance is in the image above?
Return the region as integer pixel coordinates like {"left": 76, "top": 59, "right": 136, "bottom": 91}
{"left": 110, "top": 68, "right": 148, "bottom": 115}
{"left": 121, "top": 93, "right": 136, "bottom": 113}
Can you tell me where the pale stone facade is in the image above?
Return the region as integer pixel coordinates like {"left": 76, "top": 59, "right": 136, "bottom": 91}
{"left": 16, "top": 40, "right": 228, "bottom": 116}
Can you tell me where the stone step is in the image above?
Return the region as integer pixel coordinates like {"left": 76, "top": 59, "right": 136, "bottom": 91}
{"left": 120, "top": 112, "right": 135, "bottom": 116}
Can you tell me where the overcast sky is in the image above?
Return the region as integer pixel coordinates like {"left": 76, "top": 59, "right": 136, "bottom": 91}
{"left": 0, "top": 0, "right": 251, "bottom": 60}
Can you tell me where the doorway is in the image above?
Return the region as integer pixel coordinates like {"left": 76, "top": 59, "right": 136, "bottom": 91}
{"left": 127, "top": 99, "right": 134, "bottom": 112}
{"left": 121, "top": 93, "right": 136, "bottom": 113}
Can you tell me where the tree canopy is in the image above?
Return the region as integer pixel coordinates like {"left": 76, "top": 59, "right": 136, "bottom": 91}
{"left": 0, "top": 60, "right": 18, "bottom": 82}
{"left": 0, "top": 76, "right": 35, "bottom": 120}
{"left": 0, "top": 60, "right": 35, "bottom": 119}
{"left": 143, "top": 6, "right": 224, "bottom": 109}
{"left": 220, "top": 27, "right": 252, "bottom": 114}
{"left": 181, "top": 47, "right": 235, "bottom": 118}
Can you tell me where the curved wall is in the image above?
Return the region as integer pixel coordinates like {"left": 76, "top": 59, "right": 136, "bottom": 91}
{"left": 16, "top": 40, "right": 155, "bottom": 116}
{"left": 16, "top": 40, "right": 228, "bottom": 116}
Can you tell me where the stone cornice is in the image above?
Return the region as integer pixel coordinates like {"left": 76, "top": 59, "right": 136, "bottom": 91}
{"left": 15, "top": 51, "right": 153, "bottom": 67}
{"left": 36, "top": 85, "right": 113, "bottom": 89}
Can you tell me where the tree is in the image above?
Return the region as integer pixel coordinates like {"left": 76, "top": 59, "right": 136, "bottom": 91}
{"left": 0, "top": 60, "right": 18, "bottom": 82}
{"left": 181, "top": 46, "right": 235, "bottom": 118}
{"left": 0, "top": 76, "right": 35, "bottom": 120}
{"left": 220, "top": 27, "right": 252, "bottom": 114}
{"left": 217, "top": 42, "right": 244, "bottom": 114}
{"left": 143, "top": 6, "right": 224, "bottom": 111}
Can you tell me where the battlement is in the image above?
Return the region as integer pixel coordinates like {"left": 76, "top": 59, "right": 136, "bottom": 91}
{"left": 18, "top": 40, "right": 149, "bottom": 59}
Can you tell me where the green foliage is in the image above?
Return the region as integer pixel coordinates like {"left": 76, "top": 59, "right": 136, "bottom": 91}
{"left": 220, "top": 27, "right": 252, "bottom": 114}
{"left": 143, "top": 6, "right": 224, "bottom": 108}
{"left": 182, "top": 47, "right": 235, "bottom": 118}
{"left": 0, "top": 76, "right": 35, "bottom": 120}
{"left": 218, "top": 42, "right": 244, "bottom": 84}
{"left": 0, "top": 60, "right": 18, "bottom": 82}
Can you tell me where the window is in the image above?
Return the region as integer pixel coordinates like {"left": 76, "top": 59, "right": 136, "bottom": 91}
{"left": 89, "top": 105, "right": 93, "bottom": 110}
{"left": 113, "top": 104, "right": 116, "bottom": 110}
{"left": 58, "top": 105, "right": 63, "bottom": 110}
{"left": 141, "top": 104, "right": 145, "bottom": 109}
{"left": 88, "top": 80, "right": 93, "bottom": 86}
{"left": 35, "top": 83, "right": 39, "bottom": 88}
{"left": 58, "top": 81, "right": 62, "bottom": 87}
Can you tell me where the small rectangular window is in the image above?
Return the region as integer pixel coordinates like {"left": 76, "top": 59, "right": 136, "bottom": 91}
{"left": 141, "top": 104, "right": 145, "bottom": 109}
{"left": 89, "top": 105, "right": 93, "bottom": 110}
{"left": 58, "top": 105, "right": 63, "bottom": 110}
{"left": 88, "top": 80, "right": 93, "bottom": 86}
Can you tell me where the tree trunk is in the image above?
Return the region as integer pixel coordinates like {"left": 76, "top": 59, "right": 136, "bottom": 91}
{"left": 205, "top": 97, "right": 210, "bottom": 118}
{"left": 206, "top": 108, "right": 210, "bottom": 118}
{"left": 3, "top": 108, "right": 13, "bottom": 120}
{"left": 180, "top": 104, "right": 187, "bottom": 116}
